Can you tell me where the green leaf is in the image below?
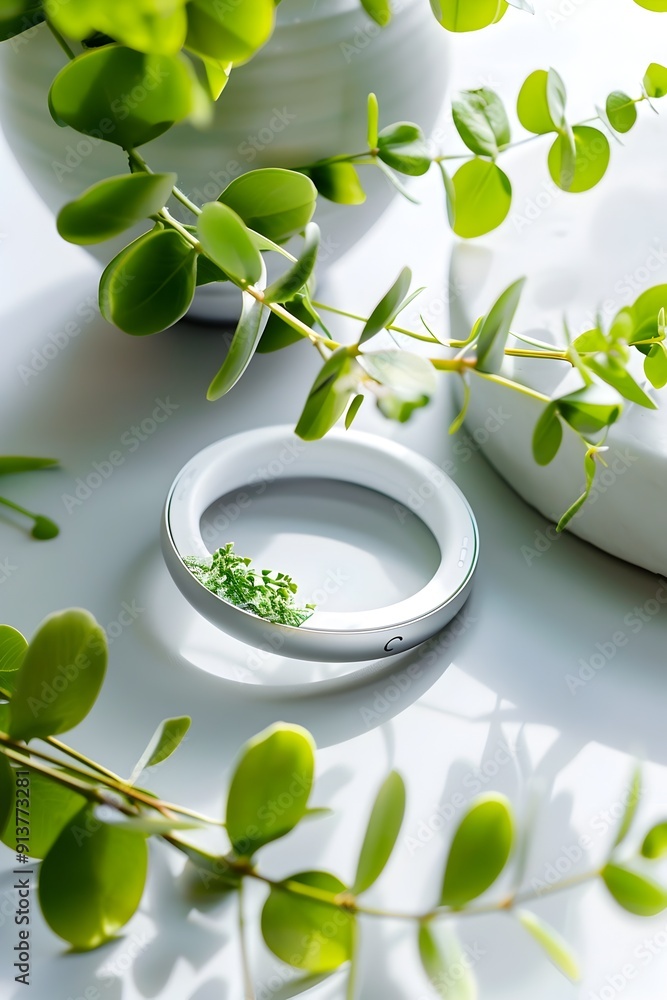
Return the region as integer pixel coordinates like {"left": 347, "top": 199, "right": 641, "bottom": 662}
{"left": 517, "top": 910, "right": 581, "bottom": 982}
{"left": 0, "top": 625, "right": 27, "bottom": 697}
{"left": 186, "top": 0, "right": 275, "bottom": 65}
{"left": 362, "top": 0, "right": 392, "bottom": 24}
{"left": 475, "top": 277, "right": 525, "bottom": 373}
{"left": 49, "top": 46, "right": 195, "bottom": 149}
{"left": 644, "top": 63, "right": 667, "bottom": 99}
{"left": 602, "top": 863, "right": 667, "bottom": 916}
{"left": 429, "top": 0, "right": 508, "bottom": 32}
{"left": 571, "top": 328, "right": 608, "bottom": 353}
{"left": 261, "top": 871, "right": 354, "bottom": 972}
{"left": 585, "top": 356, "right": 656, "bottom": 409}
{"left": 450, "top": 159, "right": 512, "bottom": 238}
{"left": 307, "top": 163, "right": 366, "bottom": 205}
{"left": 0, "top": 457, "right": 58, "bottom": 476}
{"left": 268, "top": 973, "right": 336, "bottom": 1000}
{"left": 99, "top": 229, "right": 197, "bottom": 336}
{"left": 345, "top": 394, "right": 365, "bottom": 430}
{"left": 359, "top": 350, "right": 437, "bottom": 422}
{"left": 556, "top": 385, "right": 622, "bottom": 434}
{"left": 449, "top": 377, "right": 471, "bottom": 434}
{"left": 440, "top": 793, "right": 514, "bottom": 907}
{"left": 295, "top": 348, "right": 360, "bottom": 440}
{"left": 9, "top": 610, "right": 107, "bottom": 742}
{"left": 39, "top": 805, "right": 148, "bottom": 949}
{"left": 0, "top": 754, "right": 11, "bottom": 838}
{"left": 225, "top": 723, "right": 315, "bottom": 856}
{"left": 532, "top": 403, "right": 563, "bottom": 466}
{"left": 360, "top": 267, "right": 412, "bottom": 344}
{"left": 634, "top": 0, "right": 667, "bottom": 8}
{"left": 0, "top": 0, "right": 43, "bottom": 41}
{"left": 557, "top": 451, "right": 597, "bottom": 531}
{"left": 352, "top": 771, "right": 405, "bottom": 894}
{"left": 548, "top": 126, "right": 610, "bottom": 193}
{"left": 642, "top": 822, "right": 667, "bottom": 859}
{"left": 207, "top": 264, "right": 268, "bottom": 399}
{"left": 517, "top": 68, "right": 567, "bottom": 134}
{"left": 265, "top": 224, "right": 320, "bottom": 304}
{"left": 258, "top": 295, "right": 316, "bottom": 353}
{"left": 129, "top": 716, "right": 191, "bottom": 783}
{"left": 31, "top": 516, "right": 60, "bottom": 541}
{"left": 418, "top": 923, "right": 477, "bottom": 999}
{"left": 198, "top": 202, "right": 263, "bottom": 286}
{"left": 219, "top": 169, "right": 317, "bottom": 244}
{"left": 452, "top": 88, "right": 510, "bottom": 157}
{"left": 57, "top": 173, "right": 177, "bottom": 245}
{"left": 367, "top": 92, "right": 379, "bottom": 148}
{"left": 377, "top": 122, "right": 431, "bottom": 176}
{"left": 605, "top": 92, "right": 637, "bottom": 133}
{"left": 1, "top": 768, "right": 86, "bottom": 859}
{"left": 613, "top": 765, "right": 641, "bottom": 849}
{"left": 51, "top": 0, "right": 189, "bottom": 55}
{"left": 645, "top": 344, "right": 667, "bottom": 388}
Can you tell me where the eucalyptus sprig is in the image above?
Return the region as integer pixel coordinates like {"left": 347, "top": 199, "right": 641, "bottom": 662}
{"left": 1, "top": 609, "right": 666, "bottom": 994}
{"left": 0, "top": 456, "right": 60, "bottom": 540}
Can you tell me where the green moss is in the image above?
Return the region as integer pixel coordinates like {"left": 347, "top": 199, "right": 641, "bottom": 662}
{"left": 184, "top": 542, "right": 315, "bottom": 628}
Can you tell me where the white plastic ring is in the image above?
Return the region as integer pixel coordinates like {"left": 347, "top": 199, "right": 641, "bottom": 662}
{"left": 161, "top": 426, "right": 478, "bottom": 662}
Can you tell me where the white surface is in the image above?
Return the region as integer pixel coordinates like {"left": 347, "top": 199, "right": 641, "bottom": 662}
{"left": 2, "top": 3, "right": 667, "bottom": 999}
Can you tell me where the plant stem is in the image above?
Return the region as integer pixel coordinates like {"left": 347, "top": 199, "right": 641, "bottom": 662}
{"left": 238, "top": 881, "right": 256, "bottom": 1000}
{"left": 45, "top": 19, "right": 76, "bottom": 60}
{"left": 45, "top": 735, "right": 122, "bottom": 783}
{"left": 472, "top": 369, "right": 550, "bottom": 404}
{"left": 128, "top": 149, "right": 201, "bottom": 217}
{"left": 245, "top": 288, "right": 341, "bottom": 349}
{"left": 0, "top": 495, "right": 38, "bottom": 526}
{"left": 310, "top": 300, "right": 440, "bottom": 343}
{"left": 505, "top": 348, "right": 571, "bottom": 362}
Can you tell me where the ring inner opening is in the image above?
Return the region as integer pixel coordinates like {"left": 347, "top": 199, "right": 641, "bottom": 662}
{"left": 198, "top": 476, "right": 441, "bottom": 614}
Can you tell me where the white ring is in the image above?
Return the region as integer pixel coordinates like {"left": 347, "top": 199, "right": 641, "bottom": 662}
{"left": 161, "top": 426, "right": 478, "bottom": 662}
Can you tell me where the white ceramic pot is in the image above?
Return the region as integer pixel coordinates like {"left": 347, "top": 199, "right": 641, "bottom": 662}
{"left": 448, "top": 118, "right": 667, "bottom": 575}
{"left": 0, "top": 0, "right": 449, "bottom": 319}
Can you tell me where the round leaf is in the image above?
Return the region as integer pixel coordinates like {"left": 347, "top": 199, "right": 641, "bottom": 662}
{"left": 1, "top": 768, "right": 86, "bottom": 859}
{"left": 634, "top": 0, "right": 667, "bottom": 8}
{"left": 429, "top": 0, "right": 508, "bottom": 32}
{"left": 450, "top": 159, "right": 511, "bottom": 238}
{"left": 57, "top": 173, "right": 177, "bottom": 245}
{"left": 49, "top": 46, "right": 195, "bottom": 149}
{"left": 643, "top": 62, "right": 667, "bottom": 99}
{"left": 100, "top": 229, "right": 197, "bottom": 335}
{"left": 361, "top": 0, "right": 392, "bottom": 25}
{"left": 295, "top": 348, "right": 359, "bottom": 441}
{"left": 261, "top": 871, "right": 354, "bottom": 972}
{"left": 532, "top": 403, "right": 563, "bottom": 466}
{"left": 186, "top": 0, "right": 275, "bottom": 65}
{"left": 39, "top": 806, "right": 148, "bottom": 949}
{"left": 642, "top": 821, "right": 667, "bottom": 859}
{"left": 225, "top": 723, "right": 315, "bottom": 856}
{"left": 307, "top": 163, "right": 366, "bottom": 206}
{"left": 645, "top": 343, "right": 667, "bottom": 388}
{"left": 352, "top": 771, "right": 406, "bottom": 895}
{"left": 602, "top": 863, "right": 667, "bottom": 916}
{"left": 198, "top": 202, "right": 262, "bottom": 286}
{"left": 0, "top": 624, "right": 27, "bottom": 696}
{"left": 517, "top": 69, "right": 564, "bottom": 134}
{"left": 555, "top": 385, "right": 622, "bottom": 435}
{"left": 548, "top": 126, "right": 610, "bottom": 193}
{"left": 452, "top": 88, "right": 510, "bottom": 157}
{"left": 8, "top": 610, "right": 107, "bottom": 742}
{"left": 440, "top": 793, "right": 514, "bottom": 907}
{"left": 605, "top": 92, "right": 637, "bottom": 134}
{"left": 377, "top": 123, "right": 431, "bottom": 176}
{"left": 219, "top": 169, "right": 317, "bottom": 244}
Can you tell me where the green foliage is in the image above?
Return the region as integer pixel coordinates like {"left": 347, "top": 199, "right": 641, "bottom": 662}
{"left": 613, "top": 765, "right": 642, "bottom": 849}
{"left": 306, "top": 163, "right": 366, "bottom": 205}
{"left": 452, "top": 88, "right": 511, "bottom": 157}
{"left": 361, "top": 0, "right": 392, "bottom": 25}
{"left": 225, "top": 723, "right": 315, "bottom": 856}
{"left": 517, "top": 910, "right": 581, "bottom": 982}
{"left": 440, "top": 794, "right": 514, "bottom": 907}
{"left": 359, "top": 350, "right": 437, "bottom": 421}
{"left": 186, "top": 0, "right": 275, "bottom": 65}
{"left": 8, "top": 609, "right": 107, "bottom": 742}
{"left": 429, "top": 0, "right": 508, "bottom": 32}
{"left": 360, "top": 267, "right": 413, "bottom": 344}
{"left": 634, "top": 0, "right": 667, "bottom": 8}
{"left": 264, "top": 224, "right": 320, "bottom": 304}
{"left": 129, "top": 716, "right": 191, "bottom": 783}
{"left": 0, "top": 0, "right": 42, "bottom": 41}
{"left": 296, "top": 348, "right": 362, "bottom": 440}
{"left": 474, "top": 277, "right": 525, "bottom": 373}
{"left": 50, "top": 0, "right": 189, "bottom": 55}
{"left": 198, "top": 202, "right": 262, "bottom": 286}
{"left": 352, "top": 771, "right": 406, "bottom": 894}
{"left": 39, "top": 806, "right": 148, "bottom": 949}
{"left": 548, "top": 126, "right": 610, "bottom": 193}
{"left": 556, "top": 385, "right": 622, "bottom": 435}
{"left": 1, "top": 768, "right": 86, "bottom": 859}
{"left": 100, "top": 229, "right": 197, "bottom": 335}
{"left": 557, "top": 450, "right": 596, "bottom": 531}
{"left": 602, "top": 863, "right": 667, "bottom": 916}
{"left": 261, "top": 871, "right": 355, "bottom": 972}
{"left": 345, "top": 393, "right": 365, "bottom": 429}
{"left": 605, "top": 92, "right": 637, "bottom": 133}
{"left": 257, "top": 295, "right": 316, "bottom": 353}
{"left": 185, "top": 543, "right": 315, "bottom": 627}
{"left": 208, "top": 276, "right": 268, "bottom": 398}
{"left": 450, "top": 159, "right": 512, "bottom": 238}
{"left": 641, "top": 822, "right": 667, "bottom": 859}
{"left": 377, "top": 122, "right": 431, "bottom": 176}
{"left": 0, "top": 625, "right": 27, "bottom": 696}
{"left": 218, "top": 169, "right": 317, "bottom": 244}
{"left": 643, "top": 62, "right": 667, "bottom": 98}
{"left": 49, "top": 46, "right": 196, "bottom": 149}
{"left": 532, "top": 403, "right": 563, "bottom": 466}
{"left": 57, "top": 173, "right": 177, "bottom": 245}
{"left": 0, "top": 457, "right": 58, "bottom": 476}
{"left": 517, "top": 68, "right": 567, "bottom": 134}
{"left": 418, "top": 923, "right": 476, "bottom": 999}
